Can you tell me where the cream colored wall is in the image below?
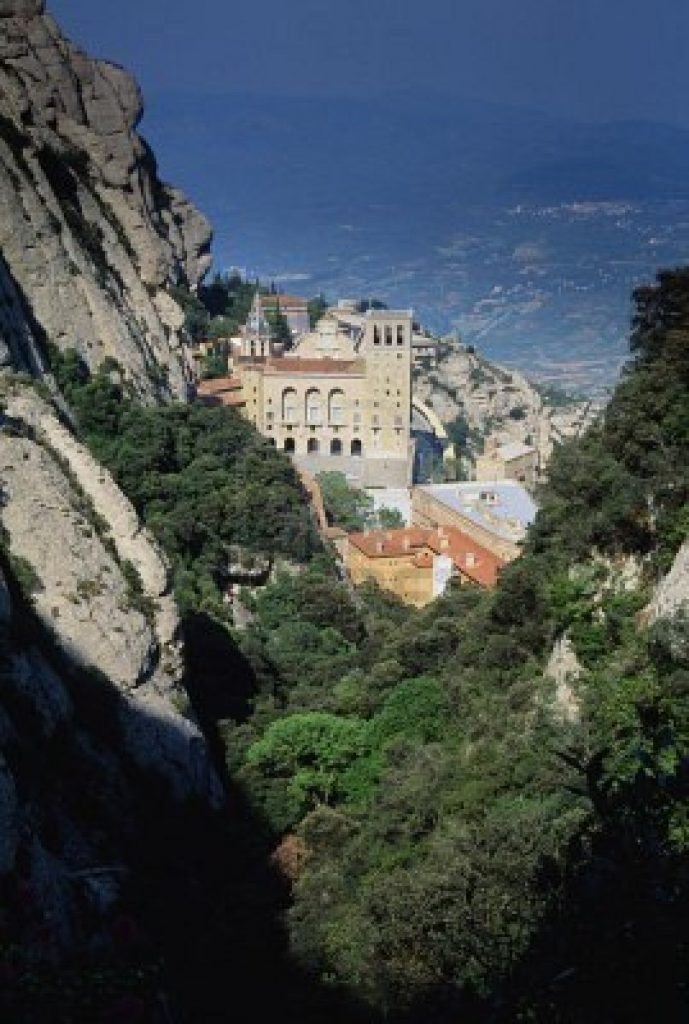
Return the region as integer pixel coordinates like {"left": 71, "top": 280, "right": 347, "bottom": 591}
{"left": 258, "top": 370, "right": 366, "bottom": 456}
{"left": 234, "top": 311, "right": 412, "bottom": 479}
{"left": 240, "top": 365, "right": 264, "bottom": 429}
{"left": 295, "top": 321, "right": 358, "bottom": 359}
{"left": 475, "top": 454, "right": 505, "bottom": 482}
{"left": 359, "top": 312, "right": 412, "bottom": 461}
{"left": 345, "top": 543, "right": 433, "bottom": 607}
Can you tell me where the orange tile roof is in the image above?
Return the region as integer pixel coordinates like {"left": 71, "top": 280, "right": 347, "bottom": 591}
{"left": 348, "top": 526, "right": 505, "bottom": 589}
{"left": 425, "top": 527, "right": 505, "bottom": 587}
{"left": 264, "top": 358, "right": 365, "bottom": 376}
{"left": 196, "top": 376, "right": 243, "bottom": 395}
{"left": 260, "top": 294, "right": 308, "bottom": 310}
{"left": 348, "top": 528, "right": 430, "bottom": 559}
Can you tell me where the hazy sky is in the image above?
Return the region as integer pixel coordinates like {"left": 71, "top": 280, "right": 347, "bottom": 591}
{"left": 48, "top": 0, "right": 689, "bottom": 126}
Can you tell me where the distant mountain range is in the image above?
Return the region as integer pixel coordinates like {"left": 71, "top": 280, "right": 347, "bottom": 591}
{"left": 143, "top": 92, "right": 689, "bottom": 393}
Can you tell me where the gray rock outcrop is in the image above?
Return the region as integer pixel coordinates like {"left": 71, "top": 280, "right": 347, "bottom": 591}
{"left": 0, "top": 383, "right": 220, "bottom": 806}
{"left": 414, "top": 341, "right": 598, "bottom": 474}
{"left": 646, "top": 538, "right": 689, "bottom": 625}
{"left": 0, "top": 2, "right": 211, "bottom": 397}
{"left": 544, "top": 633, "right": 582, "bottom": 723}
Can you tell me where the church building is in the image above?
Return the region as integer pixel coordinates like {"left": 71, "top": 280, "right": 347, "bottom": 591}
{"left": 226, "top": 299, "right": 414, "bottom": 487}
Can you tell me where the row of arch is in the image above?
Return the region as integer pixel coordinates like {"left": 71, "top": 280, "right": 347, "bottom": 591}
{"left": 283, "top": 437, "right": 362, "bottom": 456}
{"left": 282, "top": 387, "right": 346, "bottom": 425}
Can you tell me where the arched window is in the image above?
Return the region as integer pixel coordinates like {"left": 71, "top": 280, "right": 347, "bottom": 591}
{"left": 282, "top": 388, "right": 297, "bottom": 423}
{"left": 330, "top": 438, "right": 342, "bottom": 455}
{"left": 328, "top": 389, "right": 345, "bottom": 425}
{"left": 307, "top": 438, "right": 320, "bottom": 454}
{"left": 305, "top": 388, "right": 322, "bottom": 425}
{"left": 351, "top": 439, "right": 363, "bottom": 456}
{"left": 284, "top": 437, "right": 295, "bottom": 453}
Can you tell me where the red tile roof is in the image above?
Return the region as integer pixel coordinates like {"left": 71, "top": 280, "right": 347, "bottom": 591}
{"left": 348, "top": 528, "right": 429, "bottom": 559}
{"left": 425, "top": 527, "right": 504, "bottom": 587}
{"left": 260, "top": 294, "right": 308, "bottom": 310}
{"left": 197, "top": 376, "right": 243, "bottom": 395}
{"left": 348, "top": 526, "right": 505, "bottom": 589}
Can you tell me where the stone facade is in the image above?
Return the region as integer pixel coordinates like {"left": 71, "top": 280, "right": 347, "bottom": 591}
{"left": 233, "top": 306, "right": 414, "bottom": 487}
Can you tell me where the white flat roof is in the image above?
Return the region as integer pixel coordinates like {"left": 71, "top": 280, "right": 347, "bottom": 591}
{"left": 419, "top": 480, "right": 537, "bottom": 542}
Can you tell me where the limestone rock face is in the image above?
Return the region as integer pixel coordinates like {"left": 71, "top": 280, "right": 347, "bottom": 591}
{"left": 0, "top": 383, "right": 220, "bottom": 808}
{"left": 0, "top": 549, "right": 221, "bottom": 954}
{"left": 544, "top": 633, "right": 582, "bottom": 723}
{"left": 646, "top": 538, "right": 689, "bottom": 625}
{"left": 0, "top": 1, "right": 44, "bottom": 16}
{"left": 0, "top": 3, "right": 212, "bottom": 397}
{"left": 414, "top": 342, "right": 598, "bottom": 474}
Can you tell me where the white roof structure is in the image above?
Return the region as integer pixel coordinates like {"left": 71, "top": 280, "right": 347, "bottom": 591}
{"left": 419, "top": 480, "right": 538, "bottom": 543}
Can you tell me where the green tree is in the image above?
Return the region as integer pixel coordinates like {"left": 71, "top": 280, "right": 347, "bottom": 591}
{"left": 246, "top": 712, "right": 368, "bottom": 813}
{"left": 316, "top": 471, "right": 375, "bottom": 532}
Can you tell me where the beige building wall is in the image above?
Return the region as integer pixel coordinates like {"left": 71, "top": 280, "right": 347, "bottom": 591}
{"left": 295, "top": 320, "right": 358, "bottom": 360}
{"left": 345, "top": 543, "right": 433, "bottom": 607}
{"left": 261, "top": 366, "right": 366, "bottom": 457}
{"left": 234, "top": 310, "right": 414, "bottom": 487}
{"left": 475, "top": 450, "right": 538, "bottom": 487}
{"left": 411, "top": 488, "right": 521, "bottom": 562}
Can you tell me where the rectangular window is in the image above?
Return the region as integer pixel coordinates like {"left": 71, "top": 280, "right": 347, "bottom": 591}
{"left": 373, "top": 325, "right": 381, "bottom": 345}
{"left": 385, "top": 326, "right": 393, "bottom": 345}
{"left": 397, "top": 325, "right": 405, "bottom": 345}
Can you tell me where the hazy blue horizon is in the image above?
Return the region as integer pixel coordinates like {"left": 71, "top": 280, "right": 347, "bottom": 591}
{"left": 48, "top": 0, "right": 689, "bottom": 129}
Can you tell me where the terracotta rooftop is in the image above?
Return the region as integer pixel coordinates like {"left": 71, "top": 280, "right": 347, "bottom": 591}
{"left": 260, "top": 294, "right": 308, "bottom": 310}
{"left": 348, "top": 528, "right": 429, "bottom": 560}
{"left": 348, "top": 526, "right": 505, "bottom": 589}
{"left": 425, "top": 527, "right": 505, "bottom": 587}
{"left": 263, "top": 357, "right": 365, "bottom": 376}
{"left": 196, "top": 376, "right": 243, "bottom": 395}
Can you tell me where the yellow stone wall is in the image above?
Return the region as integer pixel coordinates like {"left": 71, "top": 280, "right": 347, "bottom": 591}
{"left": 345, "top": 543, "right": 434, "bottom": 607}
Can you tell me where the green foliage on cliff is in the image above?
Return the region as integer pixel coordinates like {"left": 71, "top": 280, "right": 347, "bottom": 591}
{"left": 49, "top": 347, "right": 320, "bottom": 616}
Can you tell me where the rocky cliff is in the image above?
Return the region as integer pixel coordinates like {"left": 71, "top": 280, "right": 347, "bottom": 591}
{"left": 414, "top": 341, "right": 600, "bottom": 471}
{"left": 0, "top": 4, "right": 225, "bottom": 980}
{"left": 0, "top": 0, "right": 211, "bottom": 398}
{"left": 0, "top": 379, "right": 222, "bottom": 959}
